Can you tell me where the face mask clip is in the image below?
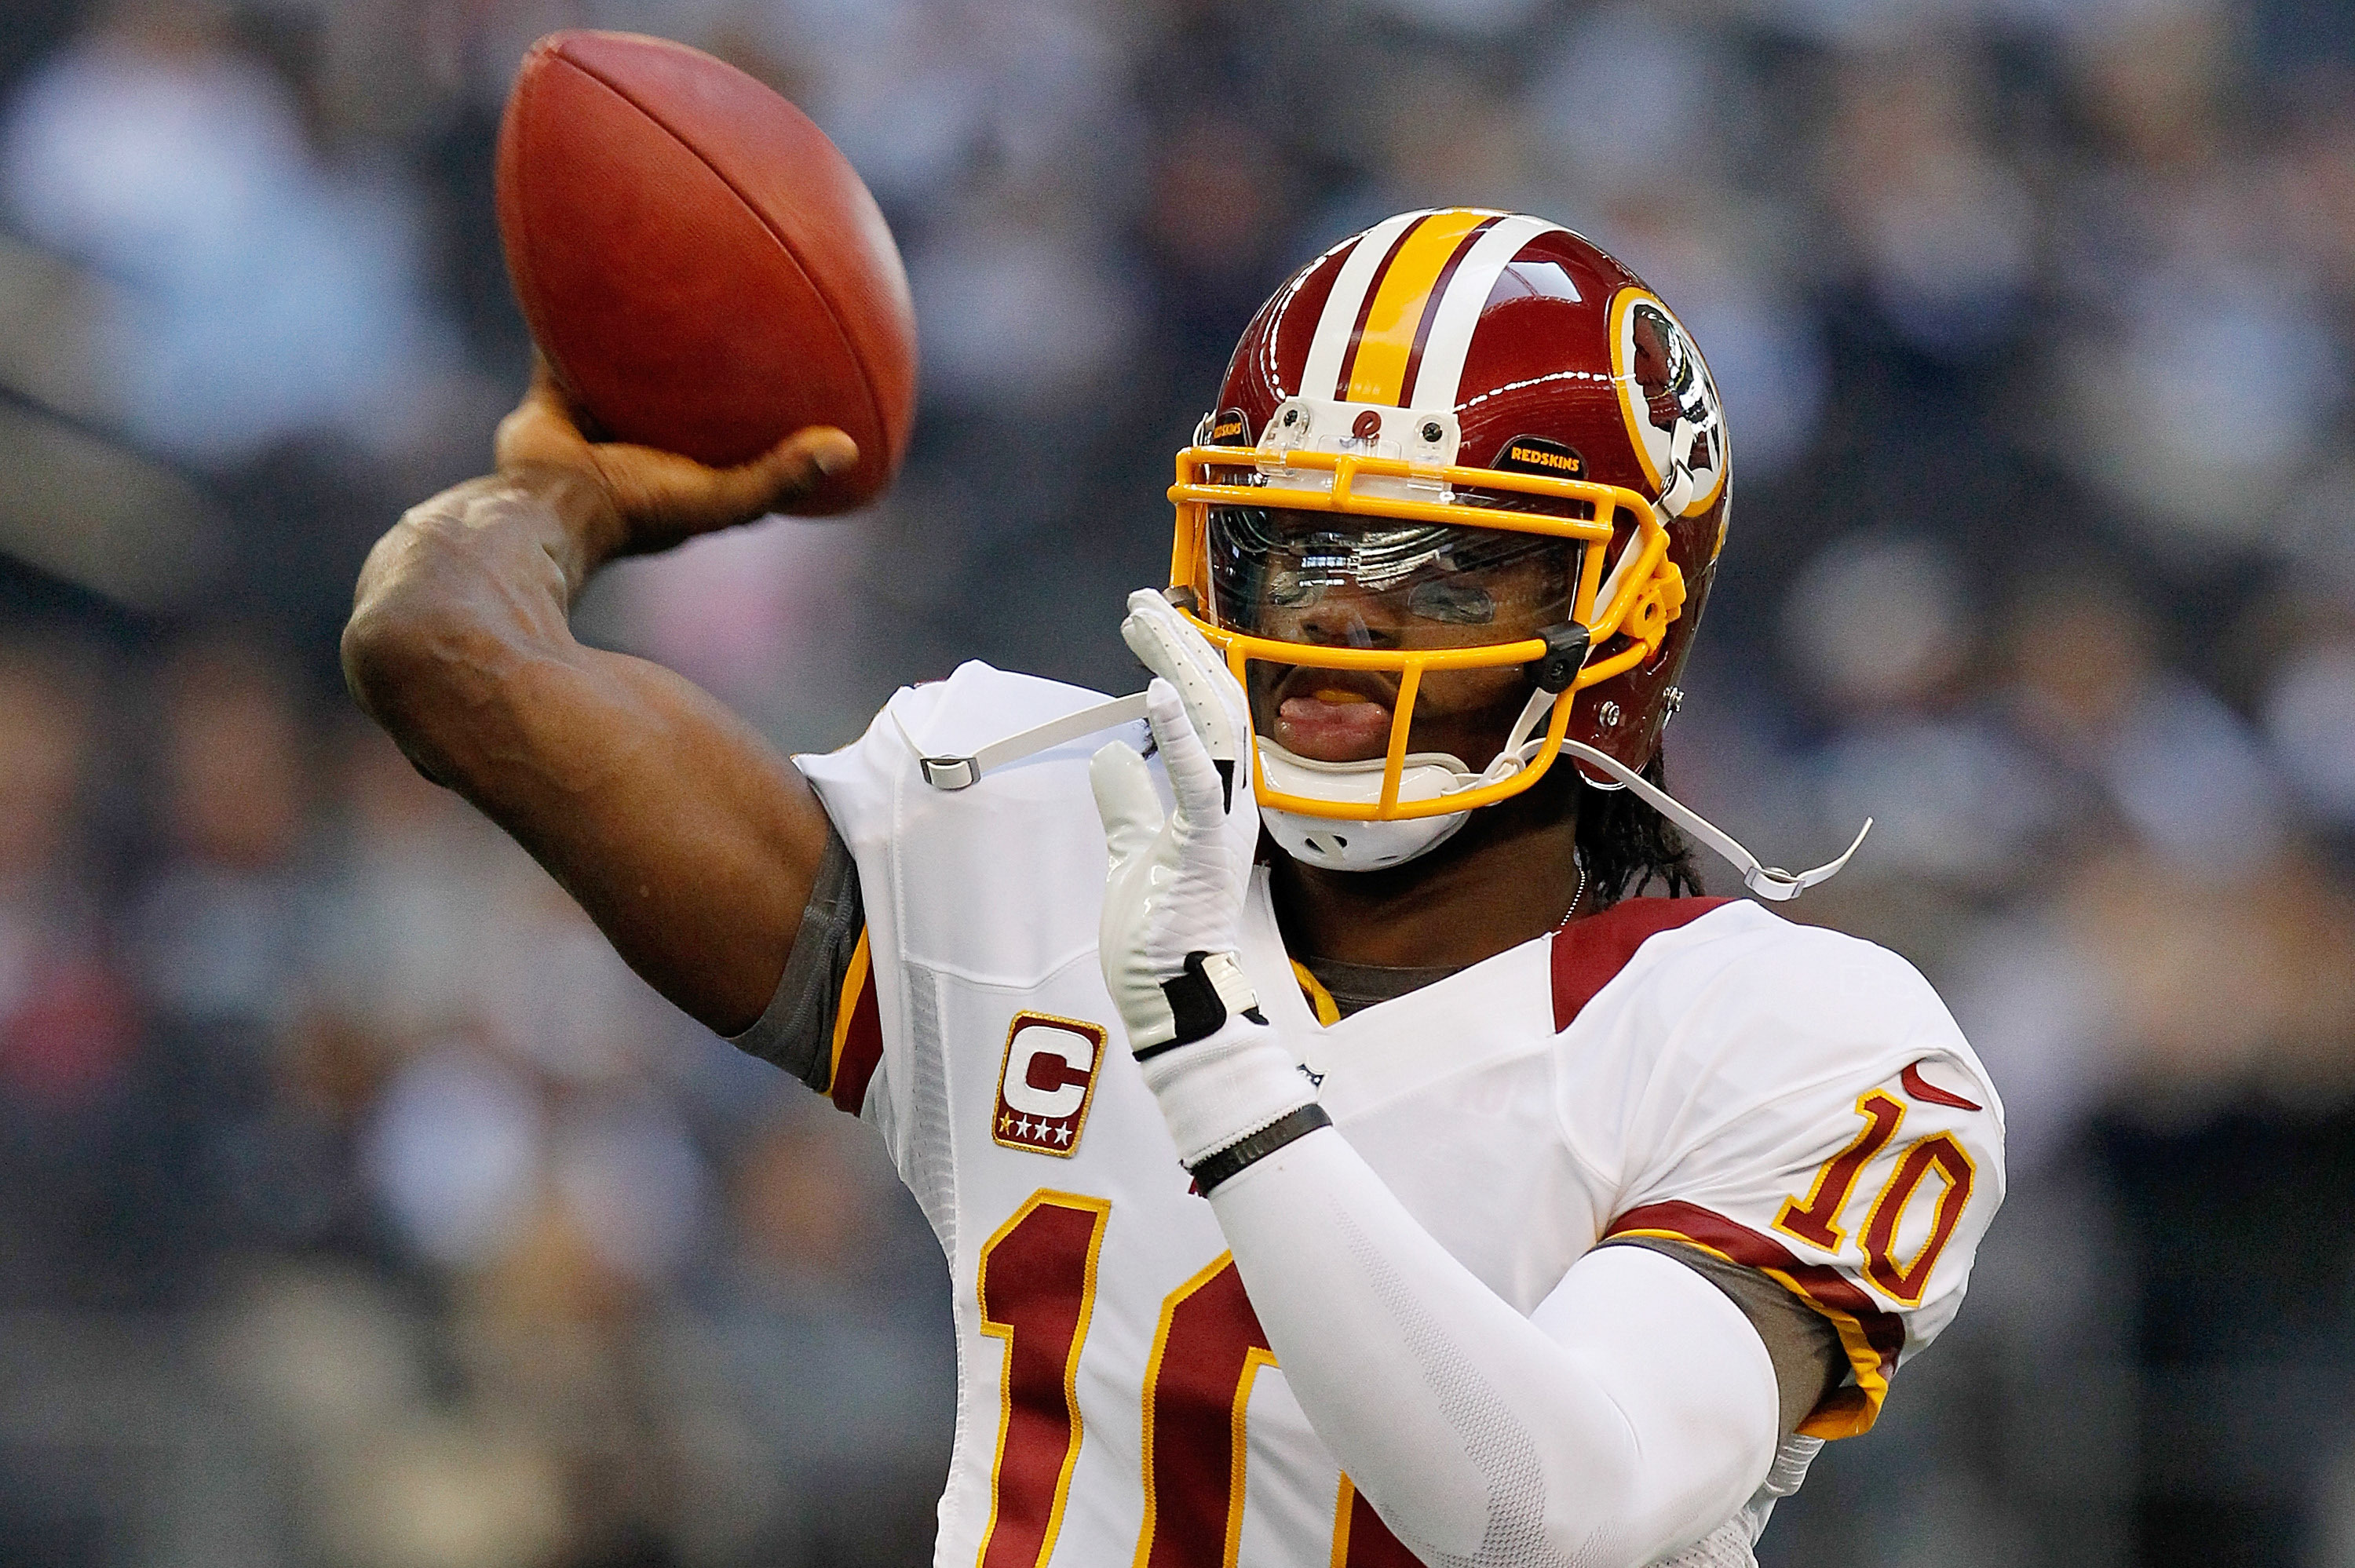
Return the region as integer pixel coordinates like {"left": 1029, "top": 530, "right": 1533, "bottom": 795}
{"left": 1525, "top": 622, "right": 1593, "bottom": 694}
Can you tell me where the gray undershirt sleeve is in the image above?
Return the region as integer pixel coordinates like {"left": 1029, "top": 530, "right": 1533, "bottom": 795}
{"left": 1598, "top": 1235, "right": 1850, "bottom": 1440}
{"left": 726, "top": 819, "right": 865, "bottom": 1094}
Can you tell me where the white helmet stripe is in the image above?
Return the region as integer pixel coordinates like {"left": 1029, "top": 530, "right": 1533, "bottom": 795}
{"left": 1298, "top": 210, "right": 1433, "bottom": 403}
{"left": 1403, "top": 213, "right": 1568, "bottom": 412}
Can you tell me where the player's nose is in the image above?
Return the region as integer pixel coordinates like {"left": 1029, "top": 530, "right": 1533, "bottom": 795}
{"left": 1286, "top": 583, "right": 1399, "bottom": 651}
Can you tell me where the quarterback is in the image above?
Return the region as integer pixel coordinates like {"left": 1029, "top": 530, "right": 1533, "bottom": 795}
{"left": 345, "top": 210, "right": 2005, "bottom": 1568}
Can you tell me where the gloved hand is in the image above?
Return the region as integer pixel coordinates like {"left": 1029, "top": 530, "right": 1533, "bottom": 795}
{"left": 1115, "top": 588, "right": 1258, "bottom": 862}
{"left": 1094, "top": 590, "right": 1320, "bottom": 1181}
{"left": 1091, "top": 678, "right": 1258, "bottom": 1054}
{"left": 1093, "top": 589, "right": 1259, "bottom": 1052}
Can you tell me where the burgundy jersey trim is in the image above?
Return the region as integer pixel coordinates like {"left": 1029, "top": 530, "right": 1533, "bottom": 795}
{"left": 830, "top": 954, "right": 885, "bottom": 1116}
{"left": 1901, "top": 1061, "right": 1982, "bottom": 1112}
{"left": 1550, "top": 896, "right": 1734, "bottom": 1032}
{"left": 1332, "top": 1477, "right": 1421, "bottom": 1568}
{"left": 1604, "top": 1199, "right": 1907, "bottom": 1439}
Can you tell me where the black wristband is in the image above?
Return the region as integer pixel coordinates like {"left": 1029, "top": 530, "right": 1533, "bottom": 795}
{"left": 1185, "top": 1103, "right": 1333, "bottom": 1194}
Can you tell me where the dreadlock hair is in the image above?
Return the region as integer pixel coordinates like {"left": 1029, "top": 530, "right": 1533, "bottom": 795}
{"left": 1575, "top": 750, "right": 1705, "bottom": 910}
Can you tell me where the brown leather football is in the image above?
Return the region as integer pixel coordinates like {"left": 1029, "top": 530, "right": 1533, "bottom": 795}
{"left": 496, "top": 31, "right": 916, "bottom": 512}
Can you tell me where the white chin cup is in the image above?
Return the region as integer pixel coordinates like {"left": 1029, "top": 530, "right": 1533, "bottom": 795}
{"left": 1261, "top": 805, "right": 1470, "bottom": 871}
{"left": 1254, "top": 740, "right": 1496, "bottom": 872}
{"left": 1254, "top": 686, "right": 1565, "bottom": 873}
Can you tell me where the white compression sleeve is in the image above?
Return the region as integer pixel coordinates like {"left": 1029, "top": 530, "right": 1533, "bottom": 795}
{"left": 1208, "top": 1128, "right": 1780, "bottom": 1568}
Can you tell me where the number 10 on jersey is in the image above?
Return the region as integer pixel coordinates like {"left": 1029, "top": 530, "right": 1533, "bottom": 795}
{"left": 973, "top": 1190, "right": 1416, "bottom": 1568}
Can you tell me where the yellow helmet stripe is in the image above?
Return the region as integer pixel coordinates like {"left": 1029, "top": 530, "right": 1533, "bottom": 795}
{"left": 1339, "top": 209, "right": 1498, "bottom": 405}
{"left": 1299, "top": 210, "right": 1433, "bottom": 403}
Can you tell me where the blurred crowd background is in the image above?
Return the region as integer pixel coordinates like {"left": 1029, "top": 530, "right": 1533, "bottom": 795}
{"left": 0, "top": 0, "right": 2351, "bottom": 1563}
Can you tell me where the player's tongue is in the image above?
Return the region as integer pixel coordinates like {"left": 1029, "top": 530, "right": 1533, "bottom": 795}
{"left": 1277, "top": 688, "right": 1393, "bottom": 762}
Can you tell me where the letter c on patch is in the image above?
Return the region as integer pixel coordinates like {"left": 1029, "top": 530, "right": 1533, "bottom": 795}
{"left": 1003, "top": 1025, "right": 1097, "bottom": 1118}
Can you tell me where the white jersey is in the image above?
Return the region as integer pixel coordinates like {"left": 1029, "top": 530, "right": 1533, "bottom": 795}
{"left": 792, "top": 662, "right": 2006, "bottom": 1568}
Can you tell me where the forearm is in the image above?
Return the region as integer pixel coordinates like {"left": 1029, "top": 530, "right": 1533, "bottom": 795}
{"left": 342, "top": 465, "right": 619, "bottom": 761}
{"left": 1202, "top": 1118, "right": 1777, "bottom": 1567}
{"left": 341, "top": 465, "right": 829, "bottom": 1032}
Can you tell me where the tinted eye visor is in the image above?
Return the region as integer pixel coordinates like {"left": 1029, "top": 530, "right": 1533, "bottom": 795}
{"left": 1204, "top": 509, "right": 1579, "bottom": 644}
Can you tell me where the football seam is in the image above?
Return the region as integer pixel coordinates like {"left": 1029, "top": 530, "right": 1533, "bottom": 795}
{"left": 497, "top": 67, "right": 553, "bottom": 383}
{"left": 550, "top": 49, "right": 893, "bottom": 472}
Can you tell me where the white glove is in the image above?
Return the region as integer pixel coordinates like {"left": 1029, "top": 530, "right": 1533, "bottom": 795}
{"left": 1096, "top": 590, "right": 1261, "bottom": 1049}
{"left": 1090, "top": 677, "right": 1258, "bottom": 1054}
{"left": 1094, "top": 594, "right": 1316, "bottom": 1176}
{"left": 1119, "top": 589, "right": 1247, "bottom": 749}
{"left": 1117, "top": 587, "right": 1256, "bottom": 829}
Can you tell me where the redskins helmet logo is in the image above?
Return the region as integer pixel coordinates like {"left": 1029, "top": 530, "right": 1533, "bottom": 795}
{"left": 1608, "top": 289, "right": 1726, "bottom": 519}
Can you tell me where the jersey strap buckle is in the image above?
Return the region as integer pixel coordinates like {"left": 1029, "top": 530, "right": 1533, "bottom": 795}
{"left": 896, "top": 691, "right": 1153, "bottom": 792}
{"left": 918, "top": 755, "right": 981, "bottom": 789}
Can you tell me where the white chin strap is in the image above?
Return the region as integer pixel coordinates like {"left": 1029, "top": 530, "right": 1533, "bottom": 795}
{"left": 1264, "top": 683, "right": 1872, "bottom": 898}
{"left": 1548, "top": 739, "right": 1871, "bottom": 902}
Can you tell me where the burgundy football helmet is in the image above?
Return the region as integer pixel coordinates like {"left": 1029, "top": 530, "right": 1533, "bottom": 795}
{"left": 1168, "top": 209, "right": 1729, "bottom": 870}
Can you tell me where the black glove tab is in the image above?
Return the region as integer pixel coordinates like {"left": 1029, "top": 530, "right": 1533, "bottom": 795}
{"left": 1135, "top": 950, "right": 1267, "bottom": 1059}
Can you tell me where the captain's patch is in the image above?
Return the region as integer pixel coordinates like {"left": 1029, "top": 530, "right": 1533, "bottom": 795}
{"left": 993, "top": 1013, "right": 1106, "bottom": 1157}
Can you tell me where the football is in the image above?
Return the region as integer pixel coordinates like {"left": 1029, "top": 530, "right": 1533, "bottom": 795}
{"left": 495, "top": 31, "right": 916, "bottom": 513}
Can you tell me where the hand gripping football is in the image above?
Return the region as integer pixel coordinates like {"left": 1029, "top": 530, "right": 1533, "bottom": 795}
{"left": 496, "top": 31, "right": 917, "bottom": 512}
